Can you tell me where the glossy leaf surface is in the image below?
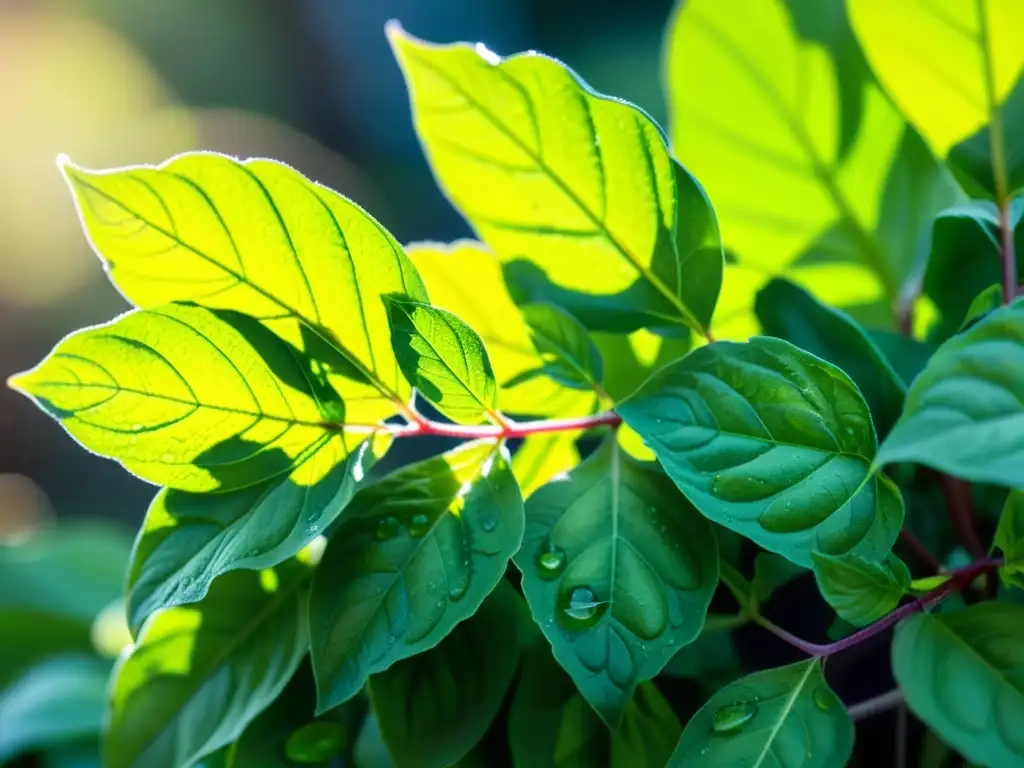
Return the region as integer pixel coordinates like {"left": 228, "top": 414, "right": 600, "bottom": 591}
{"left": 387, "top": 299, "right": 498, "bottom": 423}
{"left": 877, "top": 299, "right": 1024, "bottom": 486}
{"left": 60, "top": 153, "right": 427, "bottom": 418}
{"left": 668, "top": 660, "right": 853, "bottom": 767}
{"left": 10, "top": 304, "right": 376, "bottom": 492}
{"left": 106, "top": 564, "right": 309, "bottom": 768}
{"left": 370, "top": 582, "right": 522, "bottom": 768}
{"left": 893, "top": 602, "right": 1024, "bottom": 767}
{"left": 811, "top": 551, "right": 910, "bottom": 626}
{"left": 619, "top": 336, "right": 903, "bottom": 567}
{"left": 391, "top": 28, "right": 722, "bottom": 334}
{"left": 309, "top": 440, "right": 523, "bottom": 712}
{"left": 514, "top": 438, "right": 718, "bottom": 726}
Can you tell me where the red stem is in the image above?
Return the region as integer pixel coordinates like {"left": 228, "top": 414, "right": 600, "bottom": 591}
{"left": 937, "top": 473, "right": 986, "bottom": 560}
{"left": 332, "top": 409, "right": 623, "bottom": 440}
{"left": 898, "top": 528, "right": 942, "bottom": 573}
{"left": 755, "top": 557, "right": 1003, "bottom": 657}
{"left": 1000, "top": 197, "right": 1017, "bottom": 303}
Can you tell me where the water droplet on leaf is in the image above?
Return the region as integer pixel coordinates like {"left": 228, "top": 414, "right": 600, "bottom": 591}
{"left": 375, "top": 516, "right": 401, "bottom": 541}
{"left": 534, "top": 542, "right": 566, "bottom": 579}
{"left": 285, "top": 721, "right": 348, "bottom": 763}
{"left": 812, "top": 687, "right": 835, "bottom": 711}
{"left": 711, "top": 701, "right": 756, "bottom": 733}
{"left": 557, "top": 586, "right": 606, "bottom": 628}
{"left": 408, "top": 513, "right": 431, "bottom": 537}
{"left": 480, "top": 515, "right": 497, "bottom": 532}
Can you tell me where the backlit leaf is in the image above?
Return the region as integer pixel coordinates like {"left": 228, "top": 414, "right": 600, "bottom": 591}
{"left": 514, "top": 437, "right": 718, "bottom": 726}
{"left": 876, "top": 299, "right": 1024, "bottom": 486}
{"left": 520, "top": 303, "right": 604, "bottom": 393}
{"left": 618, "top": 336, "right": 904, "bottom": 567}
{"left": 892, "top": 602, "right": 1024, "bottom": 767}
{"left": 668, "top": 659, "right": 853, "bottom": 767}
{"left": 811, "top": 551, "right": 910, "bottom": 626}
{"left": 59, "top": 152, "right": 427, "bottom": 422}
{"left": 994, "top": 489, "right": 1024, "bottom": 590}
{"left": 10, "top": 304, "right": 381, "bottom": 492}
{"left": 849, "top": 0, "right": 1024, "bottom": 197}
{"left": 512, "top": 433, "right": 580, "bottom": 500}
{"left": 390, "top": 27, "right": 722, "bottom": 334}
{"left": 386, "top": 299, "right": 499, "bottom": 424}
{"left": 105, "top": 563, "right": 309, "bottom": 768}
{"left": 309, "top": 440, "right": 523, "bottom": 712}
{"left": 407, "top": 241, "right": 596, "bottom": 417}
{"left": 369, "top": 582, "right": 522, "bottom": 768}
{"left": 756, "top": 277, "right": 906, "bottom": 436}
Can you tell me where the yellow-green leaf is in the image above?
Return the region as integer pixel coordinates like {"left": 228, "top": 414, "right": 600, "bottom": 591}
{"left": 389, "top": 27, "right": 722, "bottom": 335}
{"left": 512, "top": 433, "right": 580, "bottom": 500}
{"left": 10, "top": 304, "right": 375, "bottom": 492}
{"left": 59, "top": 152, "right": 426, "bottom": 423}
{"left": 995, "top": 489, "right": 1024, "bottom": 590}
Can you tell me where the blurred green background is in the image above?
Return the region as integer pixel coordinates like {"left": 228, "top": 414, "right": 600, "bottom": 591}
{"left": 0, "top": 0, "right": 674, "bottom": 537}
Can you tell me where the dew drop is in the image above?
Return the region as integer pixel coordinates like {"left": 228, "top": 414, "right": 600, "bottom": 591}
{"left": 556, "top": 587, "right": 606, "bottom": 629}
{"left": 408, "top": 513, "right": 431, "bottom": 538}
{"left": 284, "top": 721, "right": 348, "bottom": 764}
{"left": 711, "top": 701, "right": 756, "bottom": 733}
{"left": 812, "top": 687, "right": 835, "bottom": 712}
{"left": 375, "top": 516, "right": 401, "bottom": 541}
{"left": 480, "top": 515, "right": 497, "bottom": 532}
{"left": 534, "top": 541, "right": 566, "bottom": 580}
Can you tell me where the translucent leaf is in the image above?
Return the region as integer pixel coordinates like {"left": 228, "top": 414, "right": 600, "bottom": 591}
{"left": 892, "top": 602, "right": 1024, "bottom": 767}
{"left": 995, "top": 490, "right": 1024, "bottom": 590}
{"left": 105, "top": 563, "right": 309, "bottom": 768}
{"left": 669, "top": 660, "right": 853, "bottom": 767}
{"left": 877, "top": 299, "right": 1024, "bottom": 486}
{"left": 390, "top": 27, "right": 722, "bottom": 334}
{"left": 619, "top": 337, "right": 903, "bottom": 567}
{"left": 513, "top": 438, "right": 718, "bottom": 726}
{"left": 309, "top": 440, "right": 523, "bottom": 712}
{"left": 512, "top": 433, "right": 580, "bottom": 500}
{"left": 386, "top": 299, "right": 499, "bottom": 424}
{"left": 520, "top": 303, "right": 604, "bottom": 393}
{"left": 811, "top": 551, "right": 910, "bottom": 626}
{"left": 59, "top": 152, "right": 427, "bottom": 422}
{"left": 369, "top": 582, "right": 522, "bottom": 768}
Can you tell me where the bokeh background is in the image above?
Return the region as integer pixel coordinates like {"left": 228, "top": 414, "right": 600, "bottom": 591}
{"left": 0, "top": 0, "right": 675, "bottom": 537}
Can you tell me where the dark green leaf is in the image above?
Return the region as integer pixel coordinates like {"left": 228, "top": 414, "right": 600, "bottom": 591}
{"left": 508, "top": 641, "right": 680, "bottom": 768}
{"left": 811, "top": 551, "right": 910, "bottom": 626}
{"left": 0, "top": 656, "right": 110, "bottom": 762}
{"left": 619, "top": 337, "right": 904, "bottom": 567}
{"left": 751, "top": 551, "right": 806, "bottom": 605}
{"left": 661, "top": 629, "right": 742, "bottom": 693}
{"left": 386, "top": 299, "right": 499, "bottom": 424}
{"left": 514, "top": 437, "right": 718, "bottom": 726}
{"left": 370, "top": 582, "right": 522, "bottom": 768}
{"left": 309, "top": 440, "right": 523, "bottom": 712}
{"left": 893, "top": 602, "right": 1024, "bottom": 767}
{"left": 520, "top": 303, "right": 604, "bottom": 392}
{"left": 755, "top": 278, "right": 906, "bottom": 436}
{"left": 668, "top": 659, "right": 853, "bottom": 767}
{"left": 995, "top": 490, "right": 1024, "bottom": 590}
{"left": 105, "top": 563, "right": 309, "bottom": 768}
{"left": 353, "top": 712, "right": 394, "bottom": 768}
{"left": 867, "top": 330, "right": 934, "bottom": 388}
{"left": 877, "top": 299, "right": 1024, "bottom": 486}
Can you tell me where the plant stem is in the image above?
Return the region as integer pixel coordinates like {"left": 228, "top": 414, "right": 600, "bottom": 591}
{"left": 898, "top": 528, "right": 943, "bottom": 573}
{"left": 936, "top": 473, "right": 986, "bottom": 560}
{"left": 753, "top": 557, "right": 1002, "bottom": 658}
{"left": 331, "top": 409, "right": 624, "bottom": 440}
{"left": 1000, "top": 198, "right": 1017, "bottom": 302}
{"left": 847, "top": 689, "right": 904, "bottom": 721}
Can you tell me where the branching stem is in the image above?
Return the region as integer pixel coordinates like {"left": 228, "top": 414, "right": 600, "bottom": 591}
{"left": 330, "top": 409, "right": 623, "bottom": 440}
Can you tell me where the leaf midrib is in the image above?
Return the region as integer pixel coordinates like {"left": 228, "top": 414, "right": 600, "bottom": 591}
{"left": 751, "top": 660, "right": 818, "bottom": 768}
{"left": 405, "top": 48, "right": 705, "bottom": 334}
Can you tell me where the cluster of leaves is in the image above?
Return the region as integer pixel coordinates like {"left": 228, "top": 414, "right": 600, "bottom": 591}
{"left": 5, "top": 1, "right": 1024, "bottom": 766}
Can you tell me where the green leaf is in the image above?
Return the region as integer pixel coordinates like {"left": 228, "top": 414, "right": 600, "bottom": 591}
{"left": 922, "top": 198, "right": 1024, "bottom": 339}
{"left": 386, "top": 299, "right": 499, "bottom": 424}
{"left": 668, "top": 659, "right": 853, "bottom": 767}
{"left": 508, "top": 641, "right": 680, "bottom": 768}
{"left": 811, "top": 551, "right": 910, "bottom": 626}
{"left": 995, "top": 489, "right": 1024, "bottom": 589}
{"left": 618, "top": 336, "right": 904, "bottom": 567}
{"left": 513, "top": 437, "right": 718, "bottom": 726}
{"left": 665, "top": 0, "right": 957, "bottom": 303}
{"left": 10, "top": 304, "right": 384, "bottom": 492}
{"left": 406, "top": 241, "right": 596, "bottom": 417}
{"left": 353, "top": 713, "right": 394, "bottom": 768}
{"left": 755, "top": 278, "right": 906, "bottom": 436}
{"left": 662, "top": 629, "right": 743, "bottom": 693}
{"left": 389, "top": 27, "right": 722, "bottom": 335}
{"left": 877, "top": 299, "right": 1024, "bottom": 485}
{"left": 369, "top": 582, "right": 522, "bottom": 768}
{"left": 892, "top": 602, "right": 1024, "bottom": 767}
{"left": 512, "top": 433, "right": 580, "bottom": 500}
{"left": 105, "top": 562, "right": 309, "bottom": 768}
{"left": 848, "top": 0, "right": 1024, "bottom": 198}
{"left": 58, "top": 153, "right": 427, "bottom": 423}
{"left": 0, "top": 522, "right": 130, "bottom": 686}
{"left": 751, "top": 551, "right": 806, "bottom": 605}
{"left": 0, "top": 656, "right": 110, "bottom": 762}
{"left": 961, "top": 284, "right": 1005, "bottom": 332}
{"left": 126, "top": 434, "right": 387, "bottom": 635}
{"left": 867, "top": 330, "right": 935, "bottom": 388}
{"left": 309, "top": 439, "right": 523, "bottom": 712}
{"left": 519, "top": 303, "right": 604, "bottom": 393}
